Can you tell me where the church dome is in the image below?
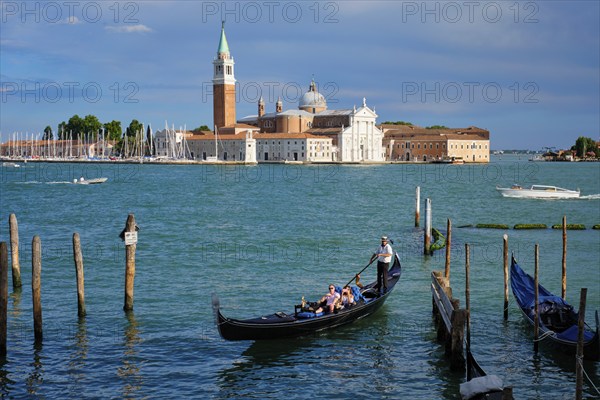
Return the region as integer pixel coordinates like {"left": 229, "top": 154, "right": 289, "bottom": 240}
{"left": 298, "top": 79, "right": 327, "bottom": 112}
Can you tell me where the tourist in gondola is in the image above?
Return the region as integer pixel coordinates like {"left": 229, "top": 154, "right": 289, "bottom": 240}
{"left": 373, "top": 236, "right": 393, "bottom": 294}
{"left": 340, "top": 286, "right": 355, "bottom": 308}
{"left": 314, "top": 284, "right": 340, "bottom": 314}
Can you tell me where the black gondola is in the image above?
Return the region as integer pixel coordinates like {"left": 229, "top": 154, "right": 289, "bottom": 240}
{"left": 510, "top": 256, "right": 600, "bottom": 361}
{"left": 460, "top": 350, "right": 507, "bottom": 400}
{"left": 212, "top": 252, "right": 402, "bottom": 340}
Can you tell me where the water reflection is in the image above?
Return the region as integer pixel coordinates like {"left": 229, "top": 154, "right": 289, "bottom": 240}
{"left": 26, "top": 342, "right": 43, "bottom": 395}
{"left": 68, "top": 318, "right": 89, "bottom": 393}
{"left": 118, "top": 312, "right": 143, "bottom": 398}
{"left": 9, "top": 288, "right": 21, "bottom": 319}
{"left": 0, "top": 358, "right": 15, "bottom": 397}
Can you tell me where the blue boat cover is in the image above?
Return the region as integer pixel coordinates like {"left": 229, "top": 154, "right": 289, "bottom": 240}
{"left": 511, "top": 257, "right": 595, "bottom": 342}
{"left": 297, "top": 311, "right": 323, "bottom": 319}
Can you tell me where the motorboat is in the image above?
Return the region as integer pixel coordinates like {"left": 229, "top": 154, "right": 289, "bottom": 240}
{"left": 496, "top": 184, "right": 580, "bottom": 199}
{"left": 73, "top": 177, "right": 108, "bottom": 185}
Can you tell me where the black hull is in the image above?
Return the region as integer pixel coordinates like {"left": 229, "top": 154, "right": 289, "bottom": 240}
{"left": 515, "top": 306, "right": 600, "bottom": 361}
{"left": 214, "top": 256, "right": 402, "bottom": 341}
{"left": 510, "top": 257, "right": 600, "bottom": 361}
{"left": 464, "top": 350, "right": 505, "bottom": 400}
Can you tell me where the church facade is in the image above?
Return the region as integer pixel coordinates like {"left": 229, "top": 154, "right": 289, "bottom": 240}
{"left": 186, "top": 24, "right": 488, "bottom": 164}
{"left": 187, "top": 23, "right": 385, "bottom": 163}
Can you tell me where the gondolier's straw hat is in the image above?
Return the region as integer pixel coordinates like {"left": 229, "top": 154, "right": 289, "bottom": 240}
{"left": 381, "top": 236, "right": 388, "bottom": 241}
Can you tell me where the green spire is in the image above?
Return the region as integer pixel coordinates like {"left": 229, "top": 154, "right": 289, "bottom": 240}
{"left": 217, "top": 21, "right": 230, "bottom": 55}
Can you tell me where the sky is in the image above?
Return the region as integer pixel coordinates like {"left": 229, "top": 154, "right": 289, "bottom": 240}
{"left": 1, "top": 0, "right": 599, "bottom": 150}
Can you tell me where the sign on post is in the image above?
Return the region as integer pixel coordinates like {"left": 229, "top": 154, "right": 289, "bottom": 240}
{"left": 124, "top": 232, "right": 138, "bottom": 246}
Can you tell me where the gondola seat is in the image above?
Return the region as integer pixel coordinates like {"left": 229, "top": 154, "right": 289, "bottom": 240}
{"left": 296, "top": 311, "right": 324, "bottom": 319}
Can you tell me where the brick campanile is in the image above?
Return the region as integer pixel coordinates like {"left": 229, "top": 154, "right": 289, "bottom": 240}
{"left": 212, "top": 21, "right": 236, "bottom": 130}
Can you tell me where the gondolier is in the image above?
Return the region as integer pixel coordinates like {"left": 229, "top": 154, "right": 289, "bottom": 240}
{"left": 373, "top": 236, "right": 393, "bottom": 294}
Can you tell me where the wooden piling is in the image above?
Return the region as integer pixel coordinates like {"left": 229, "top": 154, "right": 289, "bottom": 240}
{"left": 562, "top": 215, "right": 567, "bottom": 300}
{"left": 32, "top": 235, "right": 43, "bottom": 343}
{"left": 465, "top": 243, "right": 471, "bottom": 353}
{"left": 445, "top": 219, "right": 451, "bottom": 280}
{"left": 415, "top": 186, "right": 420, "bottom": 227}
{"left": 424, "top": 198, "right": 432, "bottom": 255}
{"left": 0, "top": 242, "right": 8, "bottom": 358}
{"left": 575, "top": 288, "right": 587, "bottom": 400}
{"left": 450, "top": 308, "right": 466, "bottom": 369}
{"left": 72, "top": 233, "right": 86, "bottom": 318}
{"left": 123, "top": 214, "right": 137, "bottom": 312}
{"left": 503, "top": 234, "right": 509, "bottom": 320}
{"left": 9, "top": 213, "right": 22, "bottom": 288}
{"left": 533, "top": 244, "right": 539, "bottom": 353}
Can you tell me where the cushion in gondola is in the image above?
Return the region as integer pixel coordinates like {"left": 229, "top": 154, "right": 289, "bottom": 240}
{"left": 297, "top": 312, "right": 323, "bottom": 319}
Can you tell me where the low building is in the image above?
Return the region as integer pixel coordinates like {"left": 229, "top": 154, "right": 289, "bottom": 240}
{"left": 381, "top": 125, "right": 490, "bottom": 163}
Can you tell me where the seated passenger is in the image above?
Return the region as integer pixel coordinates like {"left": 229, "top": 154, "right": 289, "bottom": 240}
{"left": 314, "top": 284, "right": 340, "bottom": 314}
{"left": 340, "top": 286, "right": 356, "bottom": 308}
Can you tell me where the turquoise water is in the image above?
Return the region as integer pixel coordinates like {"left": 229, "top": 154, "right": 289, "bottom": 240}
{"left": 0, "top": 155, "right": 599, "bottom": 399}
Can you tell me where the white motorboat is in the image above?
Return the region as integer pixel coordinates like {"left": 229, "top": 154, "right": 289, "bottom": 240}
{"left": 73, "top": 177, "right": 108, "bottom": 185}
{"left": 496, "top": 184, "right": 580, "bottom": 199}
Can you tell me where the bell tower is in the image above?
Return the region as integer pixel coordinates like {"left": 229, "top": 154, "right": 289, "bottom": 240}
{"left": 213, "top": 21, "right": 236, "bottom": 130}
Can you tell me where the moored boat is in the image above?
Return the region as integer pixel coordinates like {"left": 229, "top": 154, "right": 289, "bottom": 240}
{"left": 213, "top": 252, "right": 402, "bottom": 340}
{"left": 510, "top": 256, "right": 600, "bottom": 361}
{"left": 460, "top": 350, "right": 507, "bottom": 400}
{"left": 496, "top": 184, "right": 580, "bottom": 199}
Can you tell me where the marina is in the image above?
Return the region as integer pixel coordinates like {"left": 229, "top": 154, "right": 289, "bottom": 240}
{"left": 0, "top": 155, "right": 599, "bottom": 398}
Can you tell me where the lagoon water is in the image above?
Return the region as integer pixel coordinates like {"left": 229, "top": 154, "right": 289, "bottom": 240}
{"left": 1, "top": 155, "right": 599, "bottom": 399}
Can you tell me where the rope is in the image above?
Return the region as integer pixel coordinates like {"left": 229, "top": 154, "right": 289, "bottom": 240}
{"left": 533, "top": 330, "right": 556, "bottom": 342}
{"left": 578, "top": 355, "right": 600, "bottom": 396}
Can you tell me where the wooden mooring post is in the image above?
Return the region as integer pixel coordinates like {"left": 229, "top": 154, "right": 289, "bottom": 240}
{"left": 575, "top": 287, "right": 587, "bottom": 400}
{"left": 562, "top": 215, "right": 567, "bottom": 300}
{"left": 534, "top": 244, "right": 539, "bottom": 354}
{"left": 503, "top": 234, "right": 509, "bottom": 320}
{"left": 415, "top": 186, "right": 421, "bottom": 227}
{"left": 32, "top": 235, "right": 43, "bottom": 343}
{"left": 72, "top": 233, "right": 86, "bottom": 318}
{"left": 0, "top": 242, "right": 8, "bottom": 358}
{"left": 465, "top": 244, "right": 471, "bottom": 352}
{"left": 9, "top": 213, "right": 22, "bottom": 289}
{"left": 445, "top": 219, "right": 451, "bottom": 280}
{"left": 424, "top": 198, "right": 432, "bottom": 255}
{"left": 123, "top": 214, "right": 137, "bottom": 312}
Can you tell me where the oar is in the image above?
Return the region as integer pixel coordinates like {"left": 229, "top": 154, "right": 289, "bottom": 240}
{"left": 344, "top": 256, "right": 378, "bottom": 289}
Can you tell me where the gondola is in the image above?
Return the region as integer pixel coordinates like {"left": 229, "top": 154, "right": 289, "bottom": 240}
{"left": 460, "top": 350, "right": 507, "bottom": 400}
{"left": 212, "top": 252, "right": 402, "bottom": 340}
{"left": 510, "top": 256, "right": 600, "bottom": 361}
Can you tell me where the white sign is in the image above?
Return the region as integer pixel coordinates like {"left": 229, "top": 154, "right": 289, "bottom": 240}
{"left": 124, "top": 231, "right": 138, "bottom": 245}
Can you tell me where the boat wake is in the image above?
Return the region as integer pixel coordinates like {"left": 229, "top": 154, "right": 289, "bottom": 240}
{"left": 17, "top": 181, "right": 73, "bottom": 185}
{"left": 580, "top": 193, "right": 600, "bottom": 200}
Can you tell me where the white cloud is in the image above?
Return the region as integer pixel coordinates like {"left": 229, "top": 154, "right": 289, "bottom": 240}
{"left": 105, "top": 24, "right": 153, "bottom": 33}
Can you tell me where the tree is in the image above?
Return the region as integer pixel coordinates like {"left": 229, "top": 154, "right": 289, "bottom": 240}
{"left": 382, "top": 121, "right": 413, "bottom": 126}
{"left": 57, "top": 121, "right": 67, "bottom": 139}
{"left": 193, "top": 125, "right": 210, "bottom": 132}
{"left": 104, "top": 120, "right": 123, "bottom": 141}
{"left": 573, "top": 136, "right": 599, "bottom": 158}
{"left": 42, "top": 126, "right": 53, "bottom": 140}
{"left": 66, "top": 115, "right": 84, "bottom": 139}
{"left": 126, "top": 119, "right": 143, "bottom": 138}
{"left": 82, "top": 115, "right": 102, "bottom": 140}
{"left": 426, "top": 125, "right": 448, "bottom": 129}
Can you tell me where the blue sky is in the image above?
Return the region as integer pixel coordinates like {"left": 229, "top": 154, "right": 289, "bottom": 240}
{"left": 1, "top": 0, "right": 598, "bottom": 150}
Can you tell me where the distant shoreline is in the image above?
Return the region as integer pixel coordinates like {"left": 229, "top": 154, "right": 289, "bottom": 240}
{"left": 1, "top": 157, "right": 492, "bottom": 166}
